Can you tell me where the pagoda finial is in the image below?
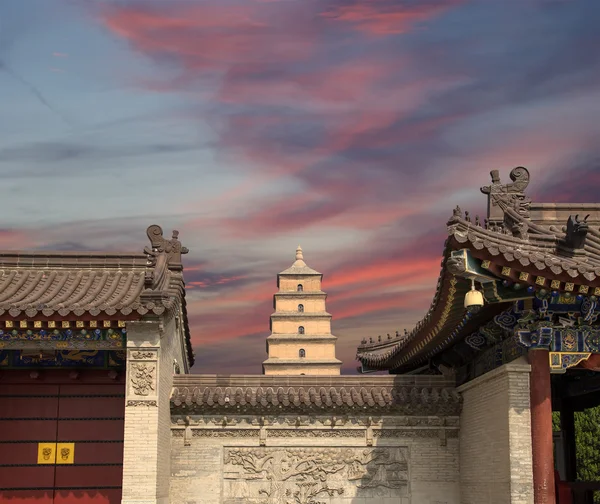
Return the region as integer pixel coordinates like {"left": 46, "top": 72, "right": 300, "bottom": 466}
{"left": 296, "top": 245, "right": 303, "bottom": 261}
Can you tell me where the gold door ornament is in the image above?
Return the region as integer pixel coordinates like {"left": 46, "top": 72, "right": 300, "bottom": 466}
{"left": 37, "top": 443, "right": 56, "bottom": 464}
{"left": 56, "top": 443, "right": 75, "bottom": 464}
{"left": 37, "top": 442, "right": 75, "bottom": 464}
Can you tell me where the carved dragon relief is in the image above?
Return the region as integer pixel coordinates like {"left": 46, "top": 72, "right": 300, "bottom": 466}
{"left": 223, "top": 447, "right": 408, "bottom": 504}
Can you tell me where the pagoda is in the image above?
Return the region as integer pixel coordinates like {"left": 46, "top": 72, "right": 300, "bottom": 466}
{"left": 262, "top": 246, "right": 342, "bottom": 375}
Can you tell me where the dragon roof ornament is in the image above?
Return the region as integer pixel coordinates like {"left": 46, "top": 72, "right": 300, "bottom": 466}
{"left": 144, "top": 225, "right": 189, "bottom": 290}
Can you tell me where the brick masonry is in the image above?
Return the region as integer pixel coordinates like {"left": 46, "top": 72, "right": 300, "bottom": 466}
{"left": 457, "top": 358, "right": 534, "bottom": 504}
{"left": 122, "top": 315, "right": 186, "bottom": 504}
{"left": 169, "top": 413, "right": 460, "bottom": 504}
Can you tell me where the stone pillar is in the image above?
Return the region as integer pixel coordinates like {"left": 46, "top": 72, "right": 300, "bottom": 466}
{"left": 121, "top": 319, "right": 175, "bottom": 504}
{"left": 529, "top": 348, "right": 556, "bottom": 504}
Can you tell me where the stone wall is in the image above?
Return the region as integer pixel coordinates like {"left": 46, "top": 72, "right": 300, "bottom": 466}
{"left": 457, "top": 359, "right": 534, "bottom": 504}
{"left": 169, "top": 375, "right": 461, "bottom": 504}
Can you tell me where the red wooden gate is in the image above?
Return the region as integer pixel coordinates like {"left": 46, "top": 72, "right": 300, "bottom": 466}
{"left": 0, "top": 371, "right": 125, "bottom": 504}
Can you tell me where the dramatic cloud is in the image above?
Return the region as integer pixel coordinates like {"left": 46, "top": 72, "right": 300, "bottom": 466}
{"left": 1, "top": 0, "right": 598, "bottom": 373}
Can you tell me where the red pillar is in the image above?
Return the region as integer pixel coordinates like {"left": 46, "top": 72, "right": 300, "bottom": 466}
{"left": 529, "top": 348, "right": 556, "bottom": 504}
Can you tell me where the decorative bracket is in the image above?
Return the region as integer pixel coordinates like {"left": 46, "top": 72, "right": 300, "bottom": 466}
{"left": 549, "top": 352, "right": 591, "bottom": 373}
{"left": 516, "top": 323, "right": 553, "bottom": 349}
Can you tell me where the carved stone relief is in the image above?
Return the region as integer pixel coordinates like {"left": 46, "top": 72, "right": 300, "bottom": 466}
{"left": 223, "top": 446, "right": 409, "bottom": 504}
{"left": 127, "top": 400, "right": 157, "bottom": 407}
{"left": 131, "top": 350, "right": 155, "bottom": 360}
{"left": 130, "top": 362, "right": 156, "bottom": 396}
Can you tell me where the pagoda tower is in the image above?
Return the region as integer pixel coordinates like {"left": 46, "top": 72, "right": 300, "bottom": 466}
{"left": 262, "top": 246, "right": 342, "bottom": 375}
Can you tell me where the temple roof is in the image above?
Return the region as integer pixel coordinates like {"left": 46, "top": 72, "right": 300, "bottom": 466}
{"left": 279, "top": 246, "right": 321, "bottom": 276}
{"left": 170, "top": 374, "right": 461, "bottom": 415}
{"left": 356, "top": 167, "right": 600, "bottom": 374}
{"left": 0, "top": 225, "right": 194, "bottom": 366}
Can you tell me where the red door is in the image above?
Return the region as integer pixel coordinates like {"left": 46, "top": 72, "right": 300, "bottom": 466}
{"left": 0, "top": 383, "right": 59, "bottom": 504}
{"left": 0, "top": 371, "right": 125, "bottom": 504}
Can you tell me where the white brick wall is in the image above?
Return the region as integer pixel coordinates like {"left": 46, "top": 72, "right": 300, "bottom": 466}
{"left": 457, "top": 358, "right": 534, "bottom": 504}
{"left": 122, "top": 316, "right": 181, "bottom": 504}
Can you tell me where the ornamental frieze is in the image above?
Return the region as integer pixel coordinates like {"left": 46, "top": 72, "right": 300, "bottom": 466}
{"left": 171, "top": 414, "right": 460, "bottom": 429}
{"left": 268, "top": 429, "right": 364, "bottom": 438}
{"left": 0, "top": 327, "right": 125, "bottom": 349}
{"left": 131, "top": 350, "right": 156, "bottom": 360}
{"left": 127, "top": 400, "right": 158, "bottom": 407}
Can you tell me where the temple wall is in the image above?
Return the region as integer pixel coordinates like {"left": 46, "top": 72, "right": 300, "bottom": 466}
{"left": 457, "top": 359, "right": 534, "bottom": 504}
{"left": 169, "top": 414, "right": 460, "bottom": 504}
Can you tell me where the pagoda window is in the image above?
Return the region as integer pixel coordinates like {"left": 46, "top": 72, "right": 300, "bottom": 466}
{"left": 298, "top": 304, "right": 304, "bottom": 312}
{"left": 298, "top": 326, "right": 305, "bottom": 334}
{"left": 299, "top": 349, "right": 306, "bottom": 358}
{"left": 297, "top": 284, "right": 303, "bottom": 292}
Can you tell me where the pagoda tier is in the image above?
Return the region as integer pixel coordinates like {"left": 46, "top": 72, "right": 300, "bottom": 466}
{"left": 263, "top": 246, "right": 342, "bottom": 375}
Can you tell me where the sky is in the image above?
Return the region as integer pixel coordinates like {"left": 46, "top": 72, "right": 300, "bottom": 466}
{"left": 1, "top": 0, "right": 600, "bottom": 374}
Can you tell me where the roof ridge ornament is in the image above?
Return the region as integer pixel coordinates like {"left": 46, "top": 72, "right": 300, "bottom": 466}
{"left": 144, "top": 224, "right": 189, "bottom": 290}
{"left": 564, "top": 214, "right": 590, "bottom": 251}
{"left": 296, "top": 245, "right": 303, "bottom": 261}
{"left": 479, "top": 166, "right": 532, "bottom": 234}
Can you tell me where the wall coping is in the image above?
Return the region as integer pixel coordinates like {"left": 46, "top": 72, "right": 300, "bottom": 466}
{"left": 456, "top": 357, "right": 531, "bottom": 394}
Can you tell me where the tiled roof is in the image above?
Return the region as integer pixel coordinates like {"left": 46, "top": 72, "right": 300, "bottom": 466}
{"left": 170, "top": 375, "right": 461, "bottom": 415}
{"left": 0, "top": 253, "right": 149, "bottom": 318}
{"left": 356, "top": 166, "right": 600, "bottom": 373}
{"left": 0, "top": 225, "right": 194, "bottom": 366}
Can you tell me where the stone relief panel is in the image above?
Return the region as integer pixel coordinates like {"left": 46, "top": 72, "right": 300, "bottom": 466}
{"left": 223, "top": 446, "right": 409, "bottom": 504}
{"left": 129, "top": 362, "right": 156, "bottom": 396}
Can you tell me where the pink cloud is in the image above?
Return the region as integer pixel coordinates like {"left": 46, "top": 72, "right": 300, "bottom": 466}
{"left": 321, "top": 0, "right": 464, "bottom": 36}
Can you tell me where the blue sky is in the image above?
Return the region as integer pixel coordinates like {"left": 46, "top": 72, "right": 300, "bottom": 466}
{"left": 1, "top": 0, "right": 600, "bottom": 373}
